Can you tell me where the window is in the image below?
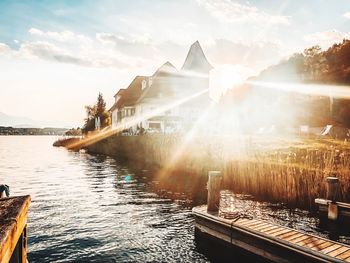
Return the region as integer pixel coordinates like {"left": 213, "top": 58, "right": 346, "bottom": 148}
{"left": 149, "top": 123, "right": 161, "bottom": 129}
{"left": 141, "top": 80, "right": 147, "bottom": 90}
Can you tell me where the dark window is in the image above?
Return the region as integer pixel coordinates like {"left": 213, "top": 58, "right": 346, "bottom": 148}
{"left": 149, "top": 123, "right": 161, "bottom": 129}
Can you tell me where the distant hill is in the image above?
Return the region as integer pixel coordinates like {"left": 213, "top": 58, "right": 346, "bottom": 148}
{"left": 0, "top": 126, "right": 68, "bottom": 135}
{"left": 246, "top": 39, "right": 350, "bottom": 127}
{"left": 0, "top": 112, "right": 71, "bottom": 128}
{"left": 0, "top": 112, "right": 39, "bottom": 128}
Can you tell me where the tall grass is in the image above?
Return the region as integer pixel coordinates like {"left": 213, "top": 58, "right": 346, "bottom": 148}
{"left": 87, "top": 134, "right": 350, "bottom": 210}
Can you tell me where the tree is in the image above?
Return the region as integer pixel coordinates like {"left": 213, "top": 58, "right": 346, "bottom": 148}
{"left": 303, "top": 45, "right": 327, "bottom": 81}
{"left": 96, "top": 92, "right": 106, "bottom": 116}
{"left": 82, "top": 93, "right": 110, "bottom": 134}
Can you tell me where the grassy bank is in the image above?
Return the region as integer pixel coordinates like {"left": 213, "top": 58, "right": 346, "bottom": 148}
{"left": 86, "top": 134, "right": 350, "bottom": 210}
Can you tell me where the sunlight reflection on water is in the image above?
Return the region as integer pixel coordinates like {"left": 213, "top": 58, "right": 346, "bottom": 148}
{"left": 1, "top": 136, "right": 350, "bottom": 263}
{"left": 0, "top": 136, "right": 208, "bottom": 262}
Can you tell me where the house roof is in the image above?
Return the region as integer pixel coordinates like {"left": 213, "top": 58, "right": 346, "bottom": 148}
{"left": 109, "top": 41, "right": 213, "bottom": 111}
{"left": 181, "top": 41, "right": 213, "bottom": 74}
{"left": 109, "top": 76, "right": 146, "bottom": 111}
{"left": 120, "top": 76, "right": 146, "bottom": 107}
{"left": 136, "top": 61, "right": 179, "bottom": 103}
{"left": 114, "top": 88, "right": 126, "bottom": 98}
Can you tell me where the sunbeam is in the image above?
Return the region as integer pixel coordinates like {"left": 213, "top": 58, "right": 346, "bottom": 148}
{"left": 67, "top": 87, "right": 210, "bottom": 150}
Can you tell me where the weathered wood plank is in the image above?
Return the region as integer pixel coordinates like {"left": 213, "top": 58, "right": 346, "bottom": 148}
{"left": 328, "top": 246, "right": 349, "bottom": 257}
{"left": 320, "top": 244, "right": 342, "bottom": 254}
{"left": 297, "top": 237, "right": 319, "bottom": 246}
{"left": 264, "top": 227, "right": 288, "bottom": 235}
{"left": 193, "top": 205, "right": 350, "bottom": 263}
{"left": 0, "top": 196, "right": 31, "bottom": 263}
{"left": 240, "top": 220, "right": 264, "bottom": 227}
{"left": 269, "top": 229, "right": 293, "bottom": 237}
{"left": 234, "top": 218, "right": 251, "bottom": 225}
{"left": 287, "top": 234, "right": 310, "bottom": 243}
{"left": 305, "top": 239, "right": 326, "bottom": 250}
{"left": 336, "top": 249, "right": 350, "bottom": 260}
{"left": 249, "top": 223, "right": 274, "bottom": 231}
{"left": 310, "top": 241, "right": 334, "bottom": 251}
{"left": 277, "top": 230, "right": 298, "bottom": 239}
{"left": 282, "top": 232, "right": 304, "bottom": 242}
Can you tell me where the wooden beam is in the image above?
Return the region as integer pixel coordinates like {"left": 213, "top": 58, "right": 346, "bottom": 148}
{"left": 0, "top": 196, "right": 31, "bottom": 263}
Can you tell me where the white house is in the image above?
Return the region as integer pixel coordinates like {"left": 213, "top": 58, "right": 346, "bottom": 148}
{"left": 109, "top": 41, "right": 213, "bottom": 134}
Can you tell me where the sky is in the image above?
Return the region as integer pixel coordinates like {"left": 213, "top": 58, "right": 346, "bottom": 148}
{"left": 0, "top": 0, "right": 349, "bottom": 127}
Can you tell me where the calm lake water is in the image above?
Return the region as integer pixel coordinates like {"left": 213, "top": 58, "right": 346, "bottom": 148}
{"left": 1, "top": 136, "right": 350, "bottom": 262}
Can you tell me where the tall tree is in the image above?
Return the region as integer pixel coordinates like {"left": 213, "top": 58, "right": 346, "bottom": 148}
{"left": 96, "top": 92, "right": 106, "bottom": 116}
{"left": 82, "top": 93, "right": 110, "bottom": 134}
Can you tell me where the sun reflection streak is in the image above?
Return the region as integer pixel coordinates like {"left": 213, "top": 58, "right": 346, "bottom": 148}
{"left": 67, "top": 88, "right": 210, "bottom": 150}
{"left": 248, "top": 80, "right": 350, "bottom": 99}
{"left": 156, "top": 101, "right": 217, "bottom": 181}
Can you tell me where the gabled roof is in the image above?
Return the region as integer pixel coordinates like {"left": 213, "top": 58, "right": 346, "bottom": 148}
{"left": 114, "top": 88, "right": 126, "bottom": 98}
{"left": 181, "top": 41, "right": 213, "bottom": 74}
{"left": 137, "top": 61, "right": 178, "bottom": 103}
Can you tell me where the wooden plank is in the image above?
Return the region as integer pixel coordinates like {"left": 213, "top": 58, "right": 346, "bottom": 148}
{"left": 269, "top": 229, "right": 293, "bottom": 237}
{"left": 0, "top": 196, "right": 30, "bottom": 263}
{"left": 249, "top": 223, "right": 274, "bottom": 231}
{"left": 305, "top": 239, "right": 326, "bottom": 250}
{"left": 320, "top": 243, "right": 342, "bottom": 254}
{"left": 297, "top": 237, "right": 319, "bottom": 246}
{"left": 277, "top": 230, "right": 298, "bottom": 239}
{"left": 195, "top": 205, "right": 350, "bottom": 263}
{"left": 282, "top": 232, "right": 304, "bottom": 242}
{"left": 239, "top": 220, "right": 264, "bottom": 227}
{"left": 234, "top": 218, "right": 252, "bottom": 225}
{"left": 233, "top": 218, "right": 257, "bottom": 226}
{"left": 336, "top": 249, "right": 350, "bottom": 260}
{"left": 264, "top": 227, "right": 288, "bottom": 235}
{"left": 296, "top": 237, "right": 318, "bottom": 246}
{"left": 327, "top": 246, "right": 349, "bottom": 257}
{"left": 255, "top": 225, "right": 280, "bottom": 233}
{"left": 310, "top": 241, "right": 334, "bottom": 251}
{"left": 288, "top": 235, "right": 310, "bottom": 244}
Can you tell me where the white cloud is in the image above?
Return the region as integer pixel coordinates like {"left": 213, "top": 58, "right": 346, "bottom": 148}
{"left": 196, "top": 0, "right": 290, "bottom": 25}
{"left": 343, "top": 12, "right": 350, "bottom": 19}
{"left": 29, "top": 27, "right": 91, "bottom": 44}
{"left": 18, "top": 41, "right": 127, "bottom": 68}
{"left": 205, "top": 39, "right": 283, "bottom": 72}
{"left": 304, "top": 30, "right": 350, "bottom": 48}
{"left": 96, "top": 32, "right": 156, "bottom": 58}
{"left": 0, "top": 43, "right": 10, "bottom": 53}
{"left": 29, "top": 27, "right": 44, "bottom": 36}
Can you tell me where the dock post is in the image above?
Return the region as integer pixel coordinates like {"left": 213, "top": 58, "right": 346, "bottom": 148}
{"left": 207, "top": 171, "right": 223, "bottom": 212}
{"left": 326, "top": 176, "right": 339, "bottom": 220}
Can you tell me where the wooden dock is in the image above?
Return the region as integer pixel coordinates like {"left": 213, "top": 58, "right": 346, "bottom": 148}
{"left": 315, "top": 198, "right": 350, "bottom": 220}
{"left": 0, "top": 196, "right": 31, "bottom": 263}
{"left": 193, "top": 205, "right": 350, "bottom": 262}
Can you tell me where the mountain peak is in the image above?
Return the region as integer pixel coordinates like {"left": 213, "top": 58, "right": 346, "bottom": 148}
{"left": 181, "top": 41, "right": 213, "bottom": 73}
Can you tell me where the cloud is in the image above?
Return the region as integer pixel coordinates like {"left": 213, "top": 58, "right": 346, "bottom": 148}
{"left": 205, "top": 39, "right": 283, "bottom": 72}
{"left": 29, "top": 27, "right": 91, "bottom": 44}
{"left": 196, "top": 0, "right": 290, "bottom": 25}
{"left": 0, "top": 43, "right": 10, "bottom": 53}
{"left": 343, "top": 12, "right": 350, "bottom": 19}
{"left": 18, "top": 41, "right": 127, "bottom": 68}
{"left": 29, "top": 28, "right": 44, "bottom": 36}
{"left": 96, "top": 32, "right": 156, "bottom": 57}
{"left": 304, "top": 30, "right": 350, "bottom": 48}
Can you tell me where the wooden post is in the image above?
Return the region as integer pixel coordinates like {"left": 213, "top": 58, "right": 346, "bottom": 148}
{"left": 326, "top": 176, "right": 339, "bottom": 201}
{"left": 207, "top": 171, "right": 223, "bottom": 212}
{"left": 326, "top": 176, "right": 339, "bottom": 221}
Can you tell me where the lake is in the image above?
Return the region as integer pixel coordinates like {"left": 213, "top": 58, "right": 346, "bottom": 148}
{"left": 1, "top": 136, "right": 349, "bottom": 262}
